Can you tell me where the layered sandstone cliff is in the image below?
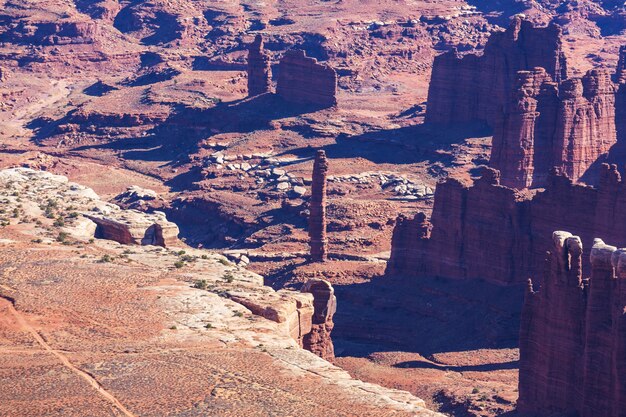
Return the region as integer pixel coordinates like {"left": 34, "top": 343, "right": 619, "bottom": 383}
{"left": 386, "top": 164, "right": 626, "bottom": 285}
{"left": 490, "top": 67, "right": 617, "bottom": 188}
{"left": 276, "top": 50, "right": 337, "bottom": 107}
{"left": 247, "top": 34, "right": 272, "bottom": 97}
{"left": 519, "top": 232, "right": 626, "bottom": 417}
{"left": 426, "top": 17, "right": 567, "bottom": 126}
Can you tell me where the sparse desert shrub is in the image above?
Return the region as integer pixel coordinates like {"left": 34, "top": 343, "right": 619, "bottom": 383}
{"left": 193, "top": 279, "right": 208, "bottom": 290}
{"left": 99, "top": 254, "right": 112, "bottom": 263}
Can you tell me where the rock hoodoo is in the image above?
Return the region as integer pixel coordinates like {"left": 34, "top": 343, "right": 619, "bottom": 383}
{"left": 301, "top": 279, "right": 337, "bottom": 361}
{"left": 426, "top": 17, "right": 567, "bottom": 127}
{"left": 247, "top": 34, "right": 272, "bottom": 97}
{"left": 309, "top": 150, "right": 329, "bottom": 262}
{"left": 518, "top": 232, "right": 626, "bottom": 417}
{"left": 276, "top": 50, "right": 337, "bottom": 107}
{"left": 386, "top": 163, "right": 626, "bottom": 285}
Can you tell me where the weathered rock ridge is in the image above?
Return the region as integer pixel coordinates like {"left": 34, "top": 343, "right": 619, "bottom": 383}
{"left": 277, "top": 50, "right": 337, "bottom": 107}
{"left": 387, "top": 164, "right": 626, "bottom": 285}
{"left": 518, "top": 231, "right": 626, "bottom": 417}
{"left": 426, "top": 17, "right": 567, "bottom": 127}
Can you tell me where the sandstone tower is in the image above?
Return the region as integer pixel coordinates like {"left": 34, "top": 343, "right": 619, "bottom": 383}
{"left": 247, "top": 34, "right": 271, "bottom": 96}
{"left": 309, "top": 150, "right": 328, "bottom": 262}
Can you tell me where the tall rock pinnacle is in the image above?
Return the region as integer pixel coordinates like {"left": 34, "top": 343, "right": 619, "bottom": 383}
{"left": 247, "top": 34, "right": 271, "bottom": 97}
{"left": 309, "top": 150, "right": 328, "bottom": 262}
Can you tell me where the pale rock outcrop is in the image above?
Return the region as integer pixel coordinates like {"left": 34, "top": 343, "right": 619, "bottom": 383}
{"left": 0, "top": 168, "right": 179, "bottom": 247}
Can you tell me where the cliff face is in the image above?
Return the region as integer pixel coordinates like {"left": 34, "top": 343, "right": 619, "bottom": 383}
{"left": 386, "top": 164, "right": 626, "bottom": 285}
{"left": 428, "top": 17, "right": 621, "bottom": 189}
{"left": 518, "top": 233, "right": 626, "bottom": 417}
{"left": 490, "top": 68, "right": 558, "bottom": 189}
{"left": 276, "top": 50, "right": 337, "bottom": 107}
{"left": 247, "top": 34, "right": 272, "bottom": 97}
{"left": 490, "top": 68, "right": 617, "bottom": 188}
{"left": 426, "top": 17, "right": 567, "bottom": 126}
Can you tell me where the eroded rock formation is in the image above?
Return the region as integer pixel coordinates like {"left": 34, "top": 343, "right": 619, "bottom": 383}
{"left": 386, "top": 164, "right": 626, "bottom": 285}
{"left": 0, "top": 21, "right": 99, "bottom": 45}
{"left": 301, "top": 279, "right": 337, "bottom": 361}
{"left": 426, "top": 17, "right": 567, "bottom": 126}
{"left": 247, "top": 34, "right": 272, "bottom": 96}
{"left": 490, "top": 67, "right": 617, "bottom": 188}
{"left": 309, "top": 150, "right": 329, "bottom": 262}
{"left": 277, "top": 50, "right": 337, "bottom": 107}
{"left": 519, "top": 232, "right": 626, "bottom": 417}
{"left": 85, "top": 210, "right": 179, "bottom": 247}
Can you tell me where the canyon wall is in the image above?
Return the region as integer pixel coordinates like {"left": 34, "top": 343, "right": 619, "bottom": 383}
{"left": 276, "top": 50, "right": 337, "bottom": 107}
{"left": 490, "top": 67, "right": 617, "bottom": 188}
{"left": 518, "top": 232, "right": 626, "bottom": 417}
{"left": 386, "top": 164, "right": 626, "bottom": 285}
{"left": 247, "top": 34, "right": 272, "bottom": 96}
{"left": 426, "top": 17, "right": 567, "bottom": 126}
{"left": 427, "top": 17, "right": 623, "bottom": 188}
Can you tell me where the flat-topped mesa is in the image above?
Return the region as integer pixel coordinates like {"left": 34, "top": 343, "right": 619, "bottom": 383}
{"left": 309, "top": 150, "right": 329, "bottom": 262}
{"left": 301, "top": 279, "right": 337, "bottom": 361}
{"left": 519, "top": 234, "right": 626, "bottom": 417}
{"left": 426, "top": 17, "right": 567, "bottom": 126}
{"left": 247, "top": 34, "right": 272, "bottom": 97}
{"left": 386, "top": 163, "right": 626, "bottom": 285}
{"left": 276, "top": 50, "right": 337, "bottom": 108}
{"left": 490, "top": 68, "right": 616, "bottom": 189}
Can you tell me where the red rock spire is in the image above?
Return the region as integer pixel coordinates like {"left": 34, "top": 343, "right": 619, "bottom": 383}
{"left": 247, "top": 34, "right": 272, "bottom": 97}
{"left": 309, "top": 150, "right": 328, "bottom": 262}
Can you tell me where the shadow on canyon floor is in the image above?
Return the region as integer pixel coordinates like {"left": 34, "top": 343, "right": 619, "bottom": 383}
{"left": 394, "top": 359, "right": 519, "bottom": 372}
{"left": 280, "top": 121, "right": 491, "bottom": 165}
{"left": 29, "top": 92, "right": 327, "bottom": 161}
{"left": 331, "top": 273, "right": 524, "bottom": 358}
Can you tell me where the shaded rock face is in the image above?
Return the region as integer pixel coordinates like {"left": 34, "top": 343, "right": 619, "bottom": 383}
{"left": 276, "top": 50, "right": 337, "bottom": 107}
{"left": 490, "top": 68, "right": 617, "bottom": 188}
{"left": 247, "top": 34, "right": 272, "bottom": 97}
{"left": 309, "top": 150, "right": 329, "bottom": 262}
{"left": 387, "top": 164, "right": 626, "bottom": 285}
{"left": 301, "top": 279, "right": 336, "bottom": 361}
{"left": 386, "top": 212, "right": 432, "bottom": 276}
{"left": 426, "top": 17, "right": 567, "bottom": 127}
{"left": 518, "top": 232, "right": 626, "bottom": 417}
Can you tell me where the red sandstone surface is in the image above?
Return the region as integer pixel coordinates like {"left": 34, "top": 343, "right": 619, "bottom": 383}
{"left": 2, "top": 0, "right": 626, "bottom": 416}
{"left": 519, "top": 231, "right": 626, "bottom": 416}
